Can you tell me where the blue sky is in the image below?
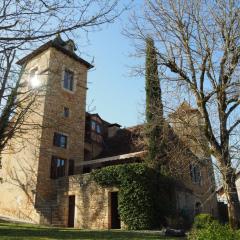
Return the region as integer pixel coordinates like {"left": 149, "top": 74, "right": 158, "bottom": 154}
{"left": 80, "top": 2, "right": 145, "bottom": 128}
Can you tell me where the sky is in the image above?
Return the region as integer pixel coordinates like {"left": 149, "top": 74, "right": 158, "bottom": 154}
{"left": 79, "top": 2, "right": 145, "bottom": 128}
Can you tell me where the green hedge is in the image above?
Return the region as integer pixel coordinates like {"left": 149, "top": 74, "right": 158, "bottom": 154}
{"left": 188, "top": 214, "right": 238, "bottom": 240}
{"left": 193, "top": 214, "right": 214, "bottom": 229}
{"left": 91, "top": 163, "right": 175, "bottom": 230}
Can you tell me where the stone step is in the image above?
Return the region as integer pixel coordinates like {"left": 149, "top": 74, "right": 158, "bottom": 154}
{"left": 52, "top": 224, "right": 65, "bottom": 227}
{"left": 52, "top": 220, "right": 63, "bottom": 224}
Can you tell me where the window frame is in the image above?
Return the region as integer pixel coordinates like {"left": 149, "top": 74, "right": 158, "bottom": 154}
{"left": 91, "top": 120, "right": 102, "bottom": 134}
{"left": 68, "top": 159, "right": 75, "bottom": 176}
{"left": 62, "top": 67, "right": 75, "bottom": 93}
{"left": 91, "top": 120, "right": 96, "bottom": 131}
{"left": 53, "top": 132, "right": 68, "bottom": 149}
{"left": 63, "top": 107, "right": 70, "bottom": 118}
{"left": 96, "top": 124, "right": 101, "bottom": 134}
{"left": 28, "top": 66, "right": 39, "bottom": 89}
{"left": 50, "top": 156, "right": 66, "bottom": 179}
{"left": 190, "top": 163, "right": 202, "bottom": 185}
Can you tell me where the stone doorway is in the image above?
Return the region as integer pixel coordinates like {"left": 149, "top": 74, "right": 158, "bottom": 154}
{"left": 68, "top": 195, "right": 75, "bottom": 227}
{"left": 109, "top": 192, "right": 120, "bottom": 229}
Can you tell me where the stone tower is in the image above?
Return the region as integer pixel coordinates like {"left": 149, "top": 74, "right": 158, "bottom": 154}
{"left": 0, "top": 36, "right": 93, "bottom": 223}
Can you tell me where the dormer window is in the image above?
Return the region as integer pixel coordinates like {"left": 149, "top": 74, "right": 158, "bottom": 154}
{"left": 64, "top": 40, "right": 76, "bottom": 52}
{"left": 63, "top": 69, "right": 74, "bottom": 91}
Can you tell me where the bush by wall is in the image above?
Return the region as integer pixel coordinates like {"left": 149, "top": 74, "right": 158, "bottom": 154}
{"left": 193, "top": 213, "right": 214, "bottom": 229}
{"left": 91, "top": 163, "right": 175, "bottom": 230}
{"left": 188, "top": 214, "right": 238, "bottom": 240}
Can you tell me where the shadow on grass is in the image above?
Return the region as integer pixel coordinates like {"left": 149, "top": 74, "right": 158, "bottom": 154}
{"left": 0, "top": 223, "right": 182, "bottom": 240}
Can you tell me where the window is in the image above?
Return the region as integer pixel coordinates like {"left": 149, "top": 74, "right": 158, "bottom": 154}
{"left": 91, "top": 120, "right": 101, "bottom": 134}
{"left": 68, "top": 159, "right": 74, "bottom": 176}
{"left": 96, "top": 124, "right": 101, "bottom": 134}
{"left": 63, "top": 69, "right": 74, "bottom": 91}
{"left": 91, "top": 121, "right": 96, "bottom": 130}
{"left": 29, "top": 67, "right": 41, "bottom": 89}
{"left": 63, "top": 107, "right": 70, "bottom": 118}
{"left": 190, "top": 164, "right": 201, "bottom": 184}
{"left": 53, "top": 132, "right": 68, "bottom": 148}
{"left": 50, "top": 156, "right": 66, "bottom": 179}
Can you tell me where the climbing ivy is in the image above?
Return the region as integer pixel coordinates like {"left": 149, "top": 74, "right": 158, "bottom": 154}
{"left": 91, "top": 163, "right": 175, "bottom": 230}
{"left": 145, "top": 37, "right": 167, "bottom": 172}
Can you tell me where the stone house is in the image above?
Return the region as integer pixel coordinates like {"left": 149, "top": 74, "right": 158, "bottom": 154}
{"left": 0, "top": 36, "right": 218, "bottom": 229}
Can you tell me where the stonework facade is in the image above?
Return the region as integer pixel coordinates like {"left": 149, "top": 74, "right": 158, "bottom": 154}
{"left": 0, "top": 36, "right": 218, "bottom": 229}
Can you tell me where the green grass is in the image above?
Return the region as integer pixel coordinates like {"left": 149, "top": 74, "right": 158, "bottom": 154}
{"left": 0, "top": 221, "right": 186, "bottom": 240}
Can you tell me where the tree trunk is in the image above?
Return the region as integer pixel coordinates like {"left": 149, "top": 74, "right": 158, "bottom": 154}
{"left": 224, "top": 167, "right": 240, "bottom": 229}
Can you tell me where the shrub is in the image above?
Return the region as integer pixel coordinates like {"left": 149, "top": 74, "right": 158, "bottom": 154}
{"left": 193, "top": 213, "right": 214, "bottom": 229}
{"left": 236, "top": 230, "right": 240, "bottom": 239}
{"left": 188, "top": 220, "right": 238, "bottom": 240}
{"left": 91, "top": 163, "right": 175, "bottom": 230}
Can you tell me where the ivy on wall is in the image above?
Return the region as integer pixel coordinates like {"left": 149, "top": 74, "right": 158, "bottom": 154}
{"left": 91, "top": 163, "right": 175, "bottom": 230}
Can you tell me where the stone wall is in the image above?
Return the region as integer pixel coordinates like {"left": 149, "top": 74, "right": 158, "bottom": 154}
{"left": 0, "top": 48, "right": 50, "bottom": 223}
{"left": 55, "top": 174, "right": 118, "bottom": 229}
{"left": 0, "top": 45, "right": 89, "bottom": 225}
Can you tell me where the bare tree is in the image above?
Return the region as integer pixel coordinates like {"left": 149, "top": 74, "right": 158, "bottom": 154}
{"left": 127, "top": 0, "right": 240, "bottom": 229}
{"left": 0, "top": 0, "right": 128, "bottom": 162}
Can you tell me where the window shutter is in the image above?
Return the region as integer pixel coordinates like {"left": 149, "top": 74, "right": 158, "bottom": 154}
{"left": 50, "top": 156, "right": 57, "bottom": 179}
{"left": 68, "top": 159, "right": 74, "bottom": 176}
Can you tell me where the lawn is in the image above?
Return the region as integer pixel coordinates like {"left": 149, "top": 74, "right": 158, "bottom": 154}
{"left": 0, "top": 221, "right": 186, "bottom": 240}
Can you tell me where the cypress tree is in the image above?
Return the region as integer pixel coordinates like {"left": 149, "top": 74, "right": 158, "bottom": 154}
{"left": 145, "top": 37, "right": 166, "bottom": 171}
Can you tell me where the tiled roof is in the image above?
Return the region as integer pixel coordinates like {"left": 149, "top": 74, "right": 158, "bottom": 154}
{"left": 16, "top": 36, "right": 93, "bottom": 69}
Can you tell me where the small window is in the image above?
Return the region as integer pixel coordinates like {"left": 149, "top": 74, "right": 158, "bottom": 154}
{"left": 91, "top": 120, "right": 101, "bottom": 134}
{"left": 53, "top": 132, "right": 68, "bottom": 148}
{"left": 63, "top": 107, "right": 70, "bottom": 117}
{"left": 50, "top": 156, "right": 66, "bottom": 179}
{"left": 91, "top": 121, "right": 96, "bottom": 130}
{"left": 63, "top": 69, "right": 74, "bottom": 91}
{"left": 96, "top": 124, "right": 101, "bottom": 134}
{"left": 68, "top": 159, "right": 74, "bottom": 176}
{"left": 190, "top": 164, "right": 201, "bottom": 184}
{"left": 29, "top": 67, "right": 41, "bottom": 89}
